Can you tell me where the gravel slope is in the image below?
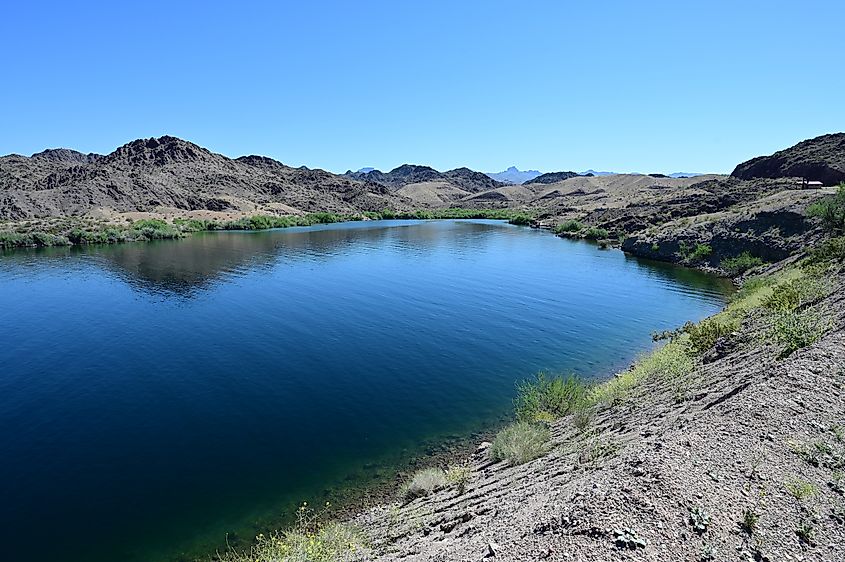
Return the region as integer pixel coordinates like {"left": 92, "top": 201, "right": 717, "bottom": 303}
{"left": 354, "top": 268, "right": 845, "bottom": 562}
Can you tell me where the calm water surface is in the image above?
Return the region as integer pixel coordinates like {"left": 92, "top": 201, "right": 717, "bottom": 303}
{"left": 0, "top": 220, "right": 731, "bottom": 562}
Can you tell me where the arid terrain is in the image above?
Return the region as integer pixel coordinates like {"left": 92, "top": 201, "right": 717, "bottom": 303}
{"left": 3, "top": 133, "right": 845, "bottom": 562}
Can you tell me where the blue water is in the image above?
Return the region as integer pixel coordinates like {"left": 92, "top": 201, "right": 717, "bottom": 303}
{"left": 0, "top": 220, "right": 730, "bottom": 562}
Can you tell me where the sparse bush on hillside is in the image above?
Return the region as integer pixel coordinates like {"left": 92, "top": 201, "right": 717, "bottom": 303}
{"left": 217, "top": 503, "right": 365, "bottom": 562}
{"left": 678, "top": 241, "right": 713, "bottom": 262}
{"left": 684, "top": 318, "right": 737, "bottom": 355}
{"left": 770, "top": 309, "right": 827, "bottom": 359}
{"left": 763, "top": 277, "right": 827, "bottom": 312}
{"left": 444, "top": 464, "right": 472, "bottom": 493}
{"left": 721, "top": 252, "right": 765, "bottom": 276}
{"left": 489, "top": 422, "right": 550, "bottom": 465}
{"left": 807, "top": 183, "right": 845, "bottom": 232}
{"left": 590, "top": 340, "right": 693, "bottom": 406}
{"left": 806, "top": 236, "right": 845, "bottom": 265}
{"left": 401, "top": 467, "right": 448, "bottom": 500}
{"left": 514, "top": 373, "right": 589, "bottom": 422}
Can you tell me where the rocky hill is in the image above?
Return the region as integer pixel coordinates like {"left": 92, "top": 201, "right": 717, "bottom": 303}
{"left": 341, "top": 164, "right": 508, "bottom": 208}
{"left": 524, "top": 171, "right": 581, "bottom": 185}
{"left": 0, "top": 136, "right": 407, "bottom": 220}
{"left": 731, "top": 132, "right": 845, "bottom": 186}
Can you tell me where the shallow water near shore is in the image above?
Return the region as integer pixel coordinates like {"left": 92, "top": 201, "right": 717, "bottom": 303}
{"left": 0, "top": 219, "right": 731, "bottom": 562}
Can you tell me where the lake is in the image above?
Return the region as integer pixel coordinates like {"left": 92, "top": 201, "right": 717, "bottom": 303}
{"left": 0, "top": 219, "right": 731, "bottom": 562}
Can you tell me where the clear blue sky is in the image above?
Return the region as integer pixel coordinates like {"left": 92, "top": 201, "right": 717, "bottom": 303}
{"left": 2, "top": 1, "right": 843, "bottom": 174}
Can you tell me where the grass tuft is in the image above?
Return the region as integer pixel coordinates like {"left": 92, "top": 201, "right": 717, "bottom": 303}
{"left": 590, "top": 339, "right": 693, "bottom": 406}
{"left": 489, "top": 422, "right": 550, "bottom": 465}
{"left": 217, "top": 504, "right": 365, "bottom": 562}
{"left": 720, "top": 252, "right": 764, "bottom": 276}
{"left": 514, "top": 373, "right": 589, "bottom": 422}
{"left": 401, "top": 467, "right": 448, "bottom": 500}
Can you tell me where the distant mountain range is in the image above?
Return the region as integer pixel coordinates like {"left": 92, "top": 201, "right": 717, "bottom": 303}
{"left": 485, "top": 166, "right": 541, "bottom": 184}
{"left": 482, "top": 167, "right": 706, "bottom": 184}
{"left": 0, "top": 135, "right": 728, "bottom": 221}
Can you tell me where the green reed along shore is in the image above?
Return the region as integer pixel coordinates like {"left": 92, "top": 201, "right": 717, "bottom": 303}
{"left": 0, "top": 208, "right": 534, "bottom": 249}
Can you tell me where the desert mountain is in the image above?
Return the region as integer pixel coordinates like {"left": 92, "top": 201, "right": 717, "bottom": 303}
{"left": 731, "top": 132, "right": 845, "bottom": 186}
{"left": 0, "top": 136, "right": 406, "bottom": 220}
{"left": 524, "top": 171, "right": 580, "bottom": 185}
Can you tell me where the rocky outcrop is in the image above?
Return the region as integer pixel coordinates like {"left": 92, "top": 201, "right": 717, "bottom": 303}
{"left": 346, "top": 164, "right": 504, "bottom": 193}
{"left": 731, "top": 132, "right": 845, "bottom": 186}
{"left": 524, "top": 170, "right": 580, "bottom": 185}
{"left": 0, "top": 136, "right": 409, "bottom": 219}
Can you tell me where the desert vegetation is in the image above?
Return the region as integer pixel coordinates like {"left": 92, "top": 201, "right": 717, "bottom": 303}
{"left": 0, "top": 208, "right": 536, "bottom": 249}
{"left": 488, "top": 421, "right": 551, "bottom": 465}
{"left": 807, "top": 182, "right": 845, "bottom": 233}
{"left": 720, "top": 251, "right": 765, "bottom": 276}
{"left": 217, "top": 503, "right": 366, "bottom": 562}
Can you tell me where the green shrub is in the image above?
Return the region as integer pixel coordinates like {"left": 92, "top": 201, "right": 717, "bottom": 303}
{"left": 730, "top": 275, "right": 774, "bottom": 303}
{"left": 554, "top": 220, "right": 583, "bottom": 234}
{"left": 806, "top": 236, "right": 845, "bottom": 265}
{"left": 807, "top": 183, "right": 845, "bottom": 232}
{"left": 721, "top": 252, "right": 764, "bottom": 276}
{"left": 784, "top": 478, "right": 818, "bottom": 501}
{"left": 584, "top": 226, "right": 609, "bottom": 240}
{"left": 0, "top": 231, "right": 71, "bottom": 248}
{"left": 514, "top": 373, "right": 589, "bottom": 422}
{"left": 678, "top": 241, "right": 713, "bottom": 262}
{"left": 401, "top": 467, "right": 447, "bottom": 500}
{"left": 130, "top": 219, "right": 181, "bottom": 240}
{"left": 763, "top": 281, "right": 802, "bottom": 312}
{"left": 763, "top": 277, "right": 827, "bottom": 312}
{"left": 489, "top": 422, "right": 550, "bottom": 465}
{"left": 444, "top": 465, "right": 472, "bottom": 493}
{"left": 690, "top": 243, "right": 712, "bottom": 261}
{"left": 507, "top": 214, "right": 532, "bottom": 226}
{"left": 218, "top": 504, "right": 365, "bottom": 562}
{"left": 771, "top": 310, "right": 827, "bottom": 358}
{"left": 684, "top": 318, "right": 737, "bottom": 355}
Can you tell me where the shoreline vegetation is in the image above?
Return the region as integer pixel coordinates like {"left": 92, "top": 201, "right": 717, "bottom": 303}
{"left": 0, "top": 208, "right": 534, "bottom": 250}
{"left": 214, "top": 189, "right": 845, "bottom": 560}
{"left": 215, "top": 243, "right": 843, "bottom": 561}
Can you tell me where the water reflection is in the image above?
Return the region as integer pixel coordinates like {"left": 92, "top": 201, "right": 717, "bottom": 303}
{"left": 0, "top": 220, "right": 731, "bottom": 299}
{"left": 0, "top": 219, "right": 731, "bottom": 562}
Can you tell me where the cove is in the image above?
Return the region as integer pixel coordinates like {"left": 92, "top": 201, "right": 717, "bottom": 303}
{"left": 0, "top": 219, "right": 732, "bottom": 562}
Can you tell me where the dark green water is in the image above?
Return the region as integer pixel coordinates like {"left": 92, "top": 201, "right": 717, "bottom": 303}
{"left": 0, "top": 220, "right": 731, "bottom": 562}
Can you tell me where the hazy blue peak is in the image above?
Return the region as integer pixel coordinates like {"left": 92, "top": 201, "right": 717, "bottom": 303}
{"left": 485, "top": 166, "right": 542, "bottom": 184}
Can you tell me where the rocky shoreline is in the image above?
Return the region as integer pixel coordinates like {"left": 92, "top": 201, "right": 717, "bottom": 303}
{"left": 345, "top": 241, "right": 845, "bottom": 562}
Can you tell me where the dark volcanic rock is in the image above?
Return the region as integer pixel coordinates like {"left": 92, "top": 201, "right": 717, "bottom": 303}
{"left": 31, "top": 148, "right": 101, "bottom": 164}
{"left": 442, "top": 167, "right": 503, "bottom": 192}
{"left": 731, "top": 132, "right": 845, "bottom": 185}
{"left": 0, "top": 135, "right": 408, "bottom": 219}
{"left": 345, "top": 164, "right": 503, "bottom": 193}
{"left": 103, "top": 136, "right": 217, "bottom": 166}
{"left": 524, "top": 171, "right": 580, "bottom": 185}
